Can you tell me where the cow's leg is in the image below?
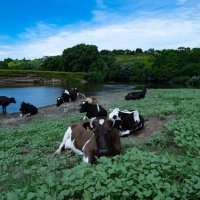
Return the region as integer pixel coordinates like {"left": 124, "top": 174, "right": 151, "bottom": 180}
{"left": 120, "top": 130, "right": 130, "bottom": 137}
{"left": 54, "top": 126, "right": 72, "bottom": 156}
{"left": 2, "top": 106, "right": 6, "bottom": 114}
{"left": 83, "top": 150, "right": 96, "bottom": 164}
{"left": 64, "top": 103, "right": 68, "bottom": 112}
{"left": 73, "top": 101, "right": 76, "bottom": 109}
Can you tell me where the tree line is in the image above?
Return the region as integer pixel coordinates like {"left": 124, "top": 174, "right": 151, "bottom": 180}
{"left": 0, "top": 44, "right": 200, "bottom": 84}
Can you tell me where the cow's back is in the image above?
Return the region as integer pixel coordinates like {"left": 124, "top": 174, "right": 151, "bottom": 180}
{"left": 0, "top": 96, "right": 9, "bottom": 106}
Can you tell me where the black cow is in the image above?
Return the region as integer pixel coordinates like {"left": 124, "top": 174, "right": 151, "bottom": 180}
{"left": 54, "top": 117, "right": 121, "bottom": 164}
{"left": 109, "top": 108, "right": 145, "bottom": 137}
{"left": 19, "top": 102, "right": 38, "bottom": 117}
{"left": 125, "top": 88, "right": 147, "bottom": 100}
{"left": 79, "top": 100, "right": 107, "bottom": 120}
{"left": 0, "top": 96, "right": 16, "bottom": 114}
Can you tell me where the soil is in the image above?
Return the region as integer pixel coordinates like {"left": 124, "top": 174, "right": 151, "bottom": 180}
{"left": 0, "top": 91, "right": 174, "bottom": 140}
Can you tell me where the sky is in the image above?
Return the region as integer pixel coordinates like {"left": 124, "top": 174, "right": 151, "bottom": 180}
{"left": 0, "top": 0, "right": 200, "bottom": 60}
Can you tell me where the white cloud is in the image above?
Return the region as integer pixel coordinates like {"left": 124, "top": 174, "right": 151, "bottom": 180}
{"left": 0, "top": 1, "right": 200, "bottom": 60}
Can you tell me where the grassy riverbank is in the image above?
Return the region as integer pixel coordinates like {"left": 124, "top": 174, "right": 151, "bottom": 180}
{"left": 0, "top": 69, "right": 86, "bottom": 83}
{"left": 1, "top": 89, "right": 200, "bottom": 199}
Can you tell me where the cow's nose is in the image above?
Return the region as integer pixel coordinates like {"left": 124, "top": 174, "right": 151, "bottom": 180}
{"left": 99, "top": 149, "right": 109, "bottom": 155}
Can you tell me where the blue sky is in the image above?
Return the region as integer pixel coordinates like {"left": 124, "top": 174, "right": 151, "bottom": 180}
{"left": 0, "top": 0, "right": 200, "bottom": 60}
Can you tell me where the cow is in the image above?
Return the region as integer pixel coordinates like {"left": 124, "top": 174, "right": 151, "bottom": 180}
{"left": 19, "top": 102, "right": 38, "bottom": 117}
{"left": 57, "top": 88, "right": 85, "bottom": 112}
{"left": 79, "top": 99, "right": 107, "bottom": 120}
{"left": 0, "top": 96, "right": 16, "bottom": 114}
{"left": 109, "top": 108, "right": 145, "bottom": 137}
{"left": 54, "top": 117, "right": 121, "bottom": 164}
{"left": 125, "top": 88, "right": 147, "bottom": 100}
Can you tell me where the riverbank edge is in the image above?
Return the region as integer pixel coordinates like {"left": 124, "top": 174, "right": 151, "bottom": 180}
{"left": 0, "top": 69, "right": 87, "bottom": 85}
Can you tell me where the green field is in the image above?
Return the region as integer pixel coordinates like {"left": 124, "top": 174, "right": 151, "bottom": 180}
{"left": 1, "top": 89, "right": 200, "bottom": 199}
{"left": 115, "top": 54, "right": 154, "bottom": 67}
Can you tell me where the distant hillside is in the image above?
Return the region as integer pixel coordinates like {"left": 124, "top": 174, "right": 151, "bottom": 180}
{"left": 115, "top": 54, "right": 155, "bottom": 67}
{"left": 8, "top": 59, "right": 44, "bottom": 70}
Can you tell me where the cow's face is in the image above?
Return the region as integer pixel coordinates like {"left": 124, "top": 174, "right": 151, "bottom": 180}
{"left": 90, "top": 118, "right": 114, "bottom": 156}
{"left": 10, "top": 97, "right": 16, "bottom": 104}
{"left": 125, "top": 93, "right": 132, "bottom": 100}
{"left": 79, "top": 101, "right": 89, "bottom": 113}
{"left": 20, "top": 102, "right": 27, "bottom": 114}
{"left": 109, "top": 108, "right": 120, "bottom": 120}
{"left": 57, "top": 97, "right": 64, "bottom": 107}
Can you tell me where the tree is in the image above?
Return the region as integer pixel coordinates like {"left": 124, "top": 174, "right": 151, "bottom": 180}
{"left": 135, "top": 48, "right": 143, "bottom": 54}
{"left": 60, "top": 44, "right": 100, "bottom": 72}
{"left": 0, "top": 61, "right": 8, "bottom": 69}
{"left": 3, "top": 58, "right": 13, "bottom": 63}
{"left": 41, "top": 56, "right": 61, "bottom": 71}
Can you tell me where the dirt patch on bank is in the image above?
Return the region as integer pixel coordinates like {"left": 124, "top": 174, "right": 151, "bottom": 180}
{"left": 0, "top": 91, "right": 174, "bottom": 139}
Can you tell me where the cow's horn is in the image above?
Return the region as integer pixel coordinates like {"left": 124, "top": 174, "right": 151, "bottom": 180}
{"left": 90, "top": 117, "right": 96, "bottom": 128}
{"left": 109, "top": 118, "right": 115, "bottom": 127}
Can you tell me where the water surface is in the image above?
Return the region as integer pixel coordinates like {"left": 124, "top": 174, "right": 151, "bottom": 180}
{"left": 0, "top": 83, "right": 135, "bottom": 113}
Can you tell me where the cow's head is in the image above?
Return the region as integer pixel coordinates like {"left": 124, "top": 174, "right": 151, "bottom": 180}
{"left": 73, "top": 88, "right": 79, "bottom": 94}
{"left": 79, "top": 101, "right": 90, "bottom": 113}
{"left": 56, "top": 97, "right": 64, "bottom": 107}
{"left": 20, "top": 102, "right": 28, "bottom": 114}
{"left": 109, "top": 108, "right": 121, "bottom": 120}
{"left": 10, "top": 97, "right": 16, "bottom": 104}
{"left": 89, "top": 117, "right": 115, "bottom": 156}
{"left": 125, "top": 93, "right": 132, "bottom": 100}
{"left": 85, "top": 96, "right": 98, "bottom": 104}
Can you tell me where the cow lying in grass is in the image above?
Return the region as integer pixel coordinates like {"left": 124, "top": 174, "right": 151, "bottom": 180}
{"left": 109, "top": 108, "right": 145, "bottom": 137}
{"left": 125, "top": 88, "right": 147, "bottom": 100}
{"left": 54, "top": 117, "right": 121, "bottom": 164}
{"left": 19, "top": 102, "right": 38, "bottom": 117}
{"left": 0, "top": 96, "right": 16, "bottom": 114}
{"left": 79, "top": 97, "right": 107, "bottom": 120}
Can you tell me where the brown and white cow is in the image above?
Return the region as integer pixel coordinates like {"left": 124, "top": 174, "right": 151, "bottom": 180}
{"left": 54, "top": 118, "right": 121, "bottom": 164}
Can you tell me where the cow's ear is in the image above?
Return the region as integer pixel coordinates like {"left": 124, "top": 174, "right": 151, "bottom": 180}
{"left": 108, "top": 118, "right": 115, "bottom": 127}
{"left": 82, "top": 121, "right": 92, "bottom": 130}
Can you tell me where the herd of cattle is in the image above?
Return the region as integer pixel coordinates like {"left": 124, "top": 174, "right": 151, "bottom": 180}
{"left": 0, "top": 87, "right": 147, "bottom": 164}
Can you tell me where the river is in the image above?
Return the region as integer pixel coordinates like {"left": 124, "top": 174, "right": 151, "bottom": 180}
{"left": 0, "top": 83, "right": 137, "bottom": 113}
{"left": 1, "top": 82, "right": 198, "bottom": 114}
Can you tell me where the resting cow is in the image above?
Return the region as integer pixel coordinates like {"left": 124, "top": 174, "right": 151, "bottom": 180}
{"left": 0, "top": 96, "right": 16, "bottom": 114}
{"left": 57, "top": 88, "right": 85, "bottom": 112}
{"left": 79, "top": 99, "right": 107, "bottom": 120}
{"left": 19, "top": 102, "right": 38, "bottom": 117}
{"left": 125, "top": 88, "right": 146, "bottom": 100}
{"left": 54, "top": 117, "right": 121, "bottom": 164}
{"left": 109, "top": 108, "right": 145, "bottom": 137}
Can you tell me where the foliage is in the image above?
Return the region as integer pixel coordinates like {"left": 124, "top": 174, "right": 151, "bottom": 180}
{"left": 0, "top": 69, "right": 86, "bottom": 82}
{"left": 1, "top": 89, "right": 200, "bottom": 199}
{"left": 2, "top": 44, "right": 200, "bottom": 83}
{"left": 8, "top": 59, "right": 44, "bottom": 70}
{"left": 60, "top": 44, "right": 100, "bottom": 72}
{"left": 0, "top": 61, "right": 9, "bottom": 69}
{"left": 84, "top": 71, "right": 106, "bottom": 82}
{"left": 41, "top": 56, "right": 61, "bottom": 71}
